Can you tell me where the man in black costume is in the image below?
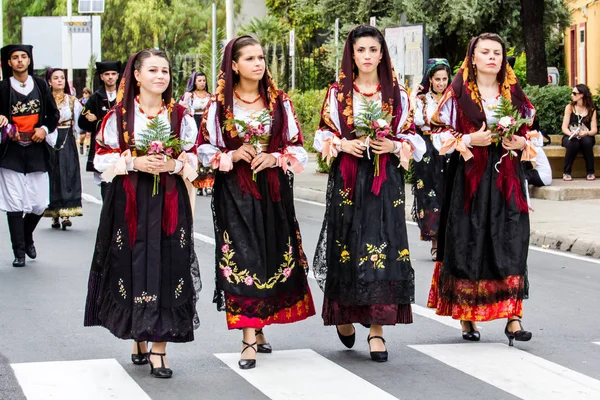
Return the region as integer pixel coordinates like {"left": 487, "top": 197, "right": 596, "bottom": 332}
{"left": 0, "top": 44, "right": 59, "bottom": 267}
{"left": 78, "top": 61, "right": 121, "bottom": 199}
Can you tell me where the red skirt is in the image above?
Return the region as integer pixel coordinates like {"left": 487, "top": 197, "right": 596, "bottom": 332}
{"left": 322, "top": 296, "right": 413, "bottom": 326}
{"left": 427, "top": 262, "right": 524, "bottom": 321}
{"left": 226, "top": 290, "right": 315, "bottom": 329}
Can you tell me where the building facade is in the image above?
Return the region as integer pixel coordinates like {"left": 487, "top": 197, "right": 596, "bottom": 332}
{"left": 565, "top": 0, "right": 600, "bottom": 91}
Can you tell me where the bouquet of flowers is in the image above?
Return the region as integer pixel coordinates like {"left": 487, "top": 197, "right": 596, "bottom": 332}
{"left": 226, "top": 109, "right": 271, "bottom": 180}
{"left": 136, "top": 117, "right": 190, "bottom": 195}
{"left": 491, "top": 97, "right": 532, "bottom": 158}
{"left": 353, "top": 98, "right": 394, "bottom": 176}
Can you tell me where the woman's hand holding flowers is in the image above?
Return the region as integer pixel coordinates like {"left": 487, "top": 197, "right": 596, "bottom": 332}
{"left": 232, "top": 144, "right": 256, "bottom": 163}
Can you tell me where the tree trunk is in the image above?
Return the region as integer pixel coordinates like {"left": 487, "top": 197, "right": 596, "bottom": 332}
{"left": 521, "top": 0, "right": 548, "bottom": 86}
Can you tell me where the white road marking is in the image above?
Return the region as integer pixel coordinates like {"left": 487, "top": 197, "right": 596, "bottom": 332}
{"left": 409, "top": 343, "right": 600, "bottom": 400}
{"left": 194, "top": 232, "right": 215, "bottom": 245}
{"left": 11, "top": 358, "right": 150, "bottom": 400}
{"left": 214, "top": 349, "right": 399, "bottom": 400}
{"left": 82, "top": 193, "right": 103, "bottom": 205}
{"left": 593, "top": 342, "right": 600, "bottom": 346}
{"left": 411, "top": 304, "right": 461, "bottom": 330}
{"left": 294, "top": 198, "right": 326, "bottom": 207}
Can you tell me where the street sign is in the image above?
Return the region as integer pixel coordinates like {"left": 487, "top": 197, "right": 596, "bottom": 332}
{"left": 78, "top": 0, "right": 105, "bottom": 13}
{"left": 64, "top": 21, "right": 90, "bottom": 33}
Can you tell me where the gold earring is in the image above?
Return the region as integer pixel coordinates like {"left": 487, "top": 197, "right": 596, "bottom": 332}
{"left": 136, "top": 81, "right": 141, "bottom": 87}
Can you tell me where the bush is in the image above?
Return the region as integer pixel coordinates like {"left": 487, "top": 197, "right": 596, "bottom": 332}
{"left": 289, "top": 88, "right": 331, "bottom": 173}
{"left": 523, "top": 85, "right": 571, "bottom": 135}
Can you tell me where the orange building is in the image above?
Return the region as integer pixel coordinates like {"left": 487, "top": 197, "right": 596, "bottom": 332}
{"left": 565, "top": 0, "right": 600, "bottom": 91}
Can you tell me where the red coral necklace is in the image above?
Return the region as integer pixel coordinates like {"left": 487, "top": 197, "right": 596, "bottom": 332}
{"left": 353, "top": 83, "right": 381, "bottom": 97}
{"left": 234, "top": 89, "right": 261, "bottom": 104}
{"left": 136, "top": 95, "right": 165, "bottom": 119}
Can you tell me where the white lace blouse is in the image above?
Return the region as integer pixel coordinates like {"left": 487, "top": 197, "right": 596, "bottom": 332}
{"left": 94, "top": 102, "right": 198, "bottom": 174}
{"left": 198, "top": 99, "right": 308, "bottom": 170}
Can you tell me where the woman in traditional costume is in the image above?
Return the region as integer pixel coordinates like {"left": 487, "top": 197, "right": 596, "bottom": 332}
{"left": 84, "top": 49, "right": 201, "bottom": 378}
{"left": 43, "top": 68, "right": 83, "bottom": 229}
{"left": 312, "top": 25, "right": 425, "bottom": 362}
{"left": 412, "top": 59, "right": 452, "bottom": 260}
{"left": 427, "top": 33, "right": 535, "bottom": 346}
{"left": 180, "top": 72, "right": 215, "bottom": 195}
{"left": 198, "top": 35, "right": 315, "bottom": 370}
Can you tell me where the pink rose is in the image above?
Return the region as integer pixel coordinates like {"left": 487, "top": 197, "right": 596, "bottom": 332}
{"left": 165, "top": 148, "right": 173, "bottom": 157}
{"left": 223, "top": 267, "right": 232, "bottom": 277}
{"left": 283, "top": 268, "right": 292, "bottom": 278}
{"left": 244, "top": 276, "right": 254, "bottom": 286}
{"left": 221, "top": 244, "right": 229, "bottom": 253}
{"left": 149, "top": 140, "right": 164, "bottom": 154}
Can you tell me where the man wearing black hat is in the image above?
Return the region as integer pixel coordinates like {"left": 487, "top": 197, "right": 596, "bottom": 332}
{"left": 78, "top": 61, "right": 121, "bottom": 199}
{"left": 0, "top": 44, "right": 59, "bottom": 267}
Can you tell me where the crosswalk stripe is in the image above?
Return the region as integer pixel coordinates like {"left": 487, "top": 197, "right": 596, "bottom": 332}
{"left": 409, "top": 343, "right": 600, "bottom": 400}
{"left": 11, "top": 359, "right": 150, "bottom": 400}
{"left": 214, "top": 349, "right": 399, "bottom": 400}
{"left": 594, "top": 342, "right": 600, "bottom": 346}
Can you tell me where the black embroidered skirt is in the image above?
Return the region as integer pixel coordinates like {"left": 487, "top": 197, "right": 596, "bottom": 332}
{"left": 84, "top": 172, "right": 201, "bottom": 342}
{"left": 211, "top": 167, "right": 315, "bottom": 329}
{"left": 44, "top": 127, "right": 83, "bottom": 218}
{"left": 411, "top": 133, "right": 445, "bottom": 241}
{"left": 314, "top": 153, "right": 415, "bottom": 326}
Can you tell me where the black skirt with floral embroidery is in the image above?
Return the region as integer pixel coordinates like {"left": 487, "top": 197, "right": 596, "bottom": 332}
{"left": 211, "top": 166, "right": 315, "bottom": 329}
{"left": 313, "top": 152, "right": 415, "bottom": 326}
{"left": 84, "top": 172, "right": 201, "bottom": 342}
{"left": 411, "top": 133, "right": 446, "bottom": 241}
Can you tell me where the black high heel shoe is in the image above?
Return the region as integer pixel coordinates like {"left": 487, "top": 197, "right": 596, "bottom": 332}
{"left": 255, "top": 329, "right": 272, "bottom": 353}
{"left": 367, "top": 335, "right": 388, "bottom": 362}
{"left": 131, "top": 341, "right": 148, "bottom": 365}
{"left": 148, "top": 351, "right": 172, "bottom": 378}
{"left": 505, "top": 319, "right": 532, "bottom": 347}
{"left": 239, "top": 341, "right": 257, "bottom": 370}
{"left": 461, "top": 321, "right": 481, "bottom": 342}
{"left": 336, "top": 325, "right": 355, "bottom": 349}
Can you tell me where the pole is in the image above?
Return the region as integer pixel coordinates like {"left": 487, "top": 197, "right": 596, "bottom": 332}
{"left": 334, "top": 18, "right": 339, "bottom": 77}
{"left": 90, "top": 15, "right": 94, "bottom": 91}
{"left": 289, "top": 29, "right": 295, "bottom": 91}
{"left": 0, "top": 0, "right": 4, "bottom": 48}
{"left": 225, "top": 0, "right": 234, "bottom": 42}
{"left": 66, "top": 0, "right": 73, "bottom": 93}
{"left": 212, "top": 2, "right": 217, "bottom": 93}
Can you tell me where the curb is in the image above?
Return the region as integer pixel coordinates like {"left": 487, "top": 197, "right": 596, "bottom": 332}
{"left": 293, "top": 187, "right": 600, "bottom": 260}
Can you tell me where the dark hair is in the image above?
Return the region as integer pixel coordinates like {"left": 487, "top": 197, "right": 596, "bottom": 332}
{"left": 571, "top": 83, "right": 596, "bottom": 116}
{"left": 232, "top": 36, "right": 261, "bottom": 62}
{"left": 348, "top": 25, "right": 385, "bottom": 75}
{"left": 472, "top": 33, "right": 506, "bottom": 64}
{"left": 507, "top": 56, "right": 516, "bottom": 69}
{"left": 231, "top": 36, "right": 262, "bottom": 84}
{"left": 133, "top": 48, "right": 170, "bottom": 72}
{"left": 194, "top": 72, "right": 207, "bottom": 90}
{"left": 428, "top": 64, "right": 451, "bottom": 93}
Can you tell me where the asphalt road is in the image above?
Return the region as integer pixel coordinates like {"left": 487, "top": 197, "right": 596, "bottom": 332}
{"left": 1, "top": 162, "right": 600, "bottom": 400}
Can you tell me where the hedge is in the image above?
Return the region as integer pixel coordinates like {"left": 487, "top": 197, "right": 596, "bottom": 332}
{"left": 289, "top": 88, "right": 331, "bottom": 173}
{"left": 523, "top": 85, "right": 571, "bottom": 135}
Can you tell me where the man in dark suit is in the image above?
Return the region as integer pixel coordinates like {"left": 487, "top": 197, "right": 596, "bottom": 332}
{"left": 78, "top": 61, "right": 121, "bottom": 200}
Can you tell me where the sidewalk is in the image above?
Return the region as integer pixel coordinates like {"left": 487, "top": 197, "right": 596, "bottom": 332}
{"left": 294, "top": 154, "right": 600, "bottom": 259}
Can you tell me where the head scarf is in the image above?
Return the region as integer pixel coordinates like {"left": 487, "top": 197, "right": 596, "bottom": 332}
{"left": 1, "top": 44, "right": 34, "bottom": 78}
{"left": 318, "top": 25, "right": 410, "bottom": 197}
{"left": 201, "top": 35, "right": 301, "bottom": 202}
{"left": 45, "top": 68, "right": 72, "bottom": 95}
{"left": 185, "top": 71, "right": 209, "bottom": 93}
{"left": 435, "top": 33, "right": 534, "bottom": 213}
{"left": 418, "top": 58, "right": 452, "bottom": 95}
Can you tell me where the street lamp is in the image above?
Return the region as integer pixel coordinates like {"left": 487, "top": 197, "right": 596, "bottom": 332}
{"left": 78, "top": 0, "right": 105, "bottom": 90}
